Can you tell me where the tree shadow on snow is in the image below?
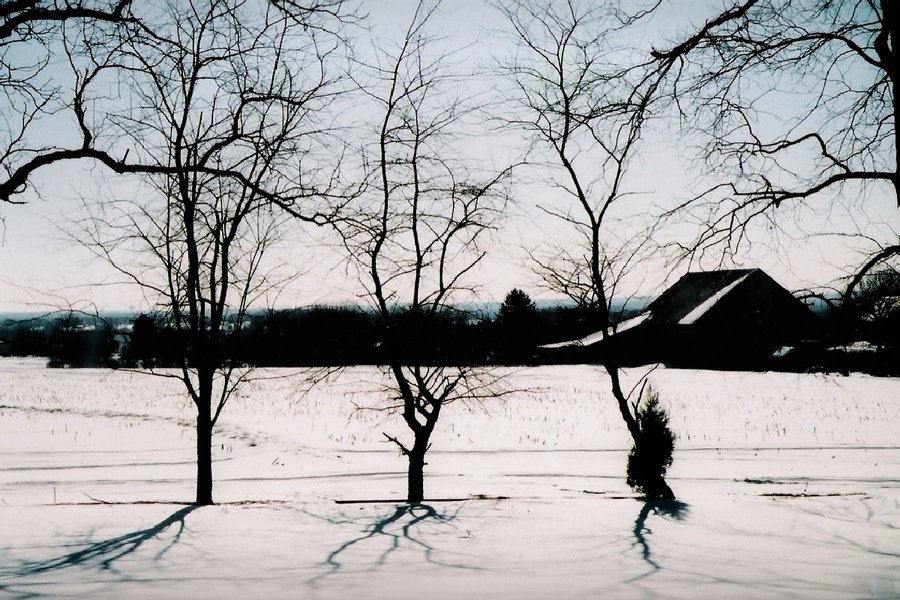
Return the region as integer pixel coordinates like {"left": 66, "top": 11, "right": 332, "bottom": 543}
{"left": 792, "top": 495, "right": 900, "bottom": 561}
{"left": 629, "top": 499, "right": 689, "bottom": 579}
{"left": 0, "top": 505, "right": 197, "bottom": 589}
{"left": 309, "top": 502, "right": 481, "bottom": 586}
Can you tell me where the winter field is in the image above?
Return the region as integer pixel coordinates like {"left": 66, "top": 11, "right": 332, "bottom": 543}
{"left": 0, "top": 357, "right": 898, "bottom": 599}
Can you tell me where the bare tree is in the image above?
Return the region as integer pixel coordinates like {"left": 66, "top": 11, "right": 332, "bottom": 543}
{"left": 496, "top": 0, "right": 675, "bottom": 498}
{"left": 0, "top": 0, "right": 356, "bottom": 205}
{"left": 337, "top": 1, "right": 509, "bottom": 503}
{"left": 0, "top": 1, "right": 135, "bottom": 205}
{"left": 844, "top": 263, "right": 900, "bottom": 350}
{"left": 0, "top": 1, "right": 132, "bottom": 39}
{"left": 76, "top": 0, "right": 347, "bottom": 505}
{"left": 644, "top": 0, "right": 899, "bottom": 300}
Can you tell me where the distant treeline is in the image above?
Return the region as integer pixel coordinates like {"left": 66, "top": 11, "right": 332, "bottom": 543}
{"left": 0, "top": 312, "right": 119, "bottom": 368}
{"left": 0, "top": 294, "right": 605, "bottom": 368}
{"left": 1, "top": 284, "right": 897, "bottom": 373}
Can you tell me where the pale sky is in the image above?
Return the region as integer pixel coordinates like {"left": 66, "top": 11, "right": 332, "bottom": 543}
{"left": 1, "top": 0, "right": 895, "bottom": 313}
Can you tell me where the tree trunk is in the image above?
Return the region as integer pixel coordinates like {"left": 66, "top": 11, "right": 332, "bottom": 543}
{"left": 407, "top": 450, "right": 425, "bottom": 503}
{"left": 642, "top": 472, "right": 676, "bottom": 500}
{"left": 196, "top": 412, "right": 214, "bottom": 505}
{"left": 606, "top": 361, "right": 676, "bottom": 500}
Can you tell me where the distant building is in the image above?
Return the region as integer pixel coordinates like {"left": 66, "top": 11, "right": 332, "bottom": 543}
{"left": 544, "top": 269, "right": 822, "bottom": 368}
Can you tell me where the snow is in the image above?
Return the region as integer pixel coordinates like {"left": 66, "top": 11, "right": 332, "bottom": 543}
{"left": 615, "top": 310, "right": 650, "bottom": 334}
{"left": 678, "top": 271, "right": 754, "bottom": 324}
{"left": 541, "top": 312, "right": 649, "bottom": 349}
{"left": 1, "top": 358, "right": 899, "bottom": 598}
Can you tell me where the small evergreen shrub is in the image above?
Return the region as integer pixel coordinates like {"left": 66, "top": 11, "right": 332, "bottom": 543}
{"left": 627, "top": 385, "right": 675, "bottom": 497}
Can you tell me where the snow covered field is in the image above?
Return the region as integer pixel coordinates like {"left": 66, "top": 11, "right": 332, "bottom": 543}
{"left": 0, "top": 357, "right": 898, "bottom": 598}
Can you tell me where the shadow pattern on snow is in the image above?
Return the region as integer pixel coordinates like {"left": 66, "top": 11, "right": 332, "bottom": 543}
{"left": 1, "top": 505, "right": 197, "bottom": 582}
{"left": 792, "top": 495, "right": 900, "bottom": 561}
{"left": 630, "top": 499, "right": 690, "bottom": 578}
{"left": 309, "top": 502, "right": 481, "bottom": 585}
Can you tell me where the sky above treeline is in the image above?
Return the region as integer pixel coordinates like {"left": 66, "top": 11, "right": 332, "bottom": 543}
{"left": 1, "top": 0, "right": 895, "bottom": 312}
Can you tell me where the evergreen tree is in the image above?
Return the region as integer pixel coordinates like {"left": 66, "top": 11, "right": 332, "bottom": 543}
{"left": 496, "top": 288, "right": 542, "bottom": 363}
{"left": 627, "top": 386, "right": 675, "bottom": 499}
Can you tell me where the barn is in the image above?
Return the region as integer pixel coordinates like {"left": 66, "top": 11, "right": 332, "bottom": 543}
{"left": 544, "top": 269, "right": 822, "bottom": 368}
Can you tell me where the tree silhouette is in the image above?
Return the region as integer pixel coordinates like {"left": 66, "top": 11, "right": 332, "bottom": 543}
{"left": 122, "top": 314, "right": 160, "bottom": 368}
{"left": 846, "top": 266, "right": 900, "bottom": 353}
{"left": 74, "top": 0, "right": 350, "bottom": 505}
{"left": 0, "top": 1, "right": 135, "bottom": 203}
{"left": 336, "top": 0, "right": 511, "bottom": 503}
{"left": 45, "top": 313, "right": 115, "bottom": 368}
{"left": 626, "top": 386, "right": 675, "bottom": 499}
{"left": 645, "top": 0, "right": 900, "bottom": 296}
{"left": 496, "top": 0, "right": 675, "bottom": 498}
{"left": 495, "top": 288, "right": 542, "bottom": 363}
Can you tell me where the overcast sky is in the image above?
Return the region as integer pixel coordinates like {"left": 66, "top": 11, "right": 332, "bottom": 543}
{"left": 1, "top": 0, "right": 894, "bottom": 313}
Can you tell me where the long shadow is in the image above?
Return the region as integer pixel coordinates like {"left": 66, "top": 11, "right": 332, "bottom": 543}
{"left": 309, "top": 502, "right": 481, "bottom": 586}
{"left": 1, "top": 505, "right": 197, "bottom": 581}
{"left": 630, "top": 499, "right": 689, "bottom": 579}
{"left": 792, "top": 495, "right": 900, "bottom": 561}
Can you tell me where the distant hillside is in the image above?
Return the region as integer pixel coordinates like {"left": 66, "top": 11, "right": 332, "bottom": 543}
{"left": 454, "top": 296, "right": 653, "bottom": 320}
{"left": 0, "top": 297, "right": 655, "bottom": 324}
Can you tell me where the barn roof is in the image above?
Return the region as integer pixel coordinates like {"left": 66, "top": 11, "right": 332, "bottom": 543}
{"left": 639, "top": 268, "right": 757, "bottom": 326}
{"left": 543, "top": 268, "right": 764, "bottom": 349}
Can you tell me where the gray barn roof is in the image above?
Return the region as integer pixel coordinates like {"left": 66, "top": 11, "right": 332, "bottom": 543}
{"left": 637, "top": 269, "right": 757, "bottom": 326}
{"left": 544, "top": 268, "right": 789, "bottom": 349}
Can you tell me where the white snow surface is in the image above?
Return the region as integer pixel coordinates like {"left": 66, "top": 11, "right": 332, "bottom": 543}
{"left": 541, "top": 312, "right": 649, "bottom": 349}
{"left": 1, "top": 357, "right": 899, "bottom": 598}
